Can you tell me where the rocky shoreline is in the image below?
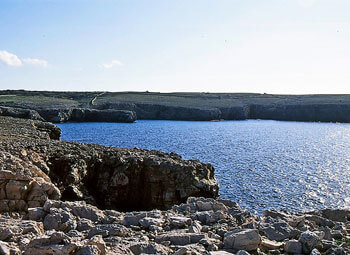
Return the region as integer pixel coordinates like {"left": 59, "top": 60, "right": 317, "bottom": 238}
{"left": 0, "top": 116, "right": 349, "bottom": 254}
{"left": 1, "top": 91, "right": 350, "bottom": 123}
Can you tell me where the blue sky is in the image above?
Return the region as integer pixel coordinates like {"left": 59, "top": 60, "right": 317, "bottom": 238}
{"left": 0, "top": 0, "right": 350, "bottom": 93}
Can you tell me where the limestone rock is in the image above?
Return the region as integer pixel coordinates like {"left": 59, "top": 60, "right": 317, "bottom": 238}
{"left": 299, "top": 231, "right": 321, "bottom": 254}
{"left": 129, "top": 241, "right": 171, "bottom": 255}
{"left": 284, "top": 239, "right": 302, "bottom": 254}
{"left": 259, "top": 217, "right": 299, "bottom": 241}
{"left": 223, "top": 229, "right": 260, "bottom": 251}
{"left": 155, "top": 233, "right": 207, "bottom": 246}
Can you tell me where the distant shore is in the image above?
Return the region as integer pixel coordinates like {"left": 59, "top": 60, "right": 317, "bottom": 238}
{"left": 1, "top": 90, "right": 350, "bottom": 123}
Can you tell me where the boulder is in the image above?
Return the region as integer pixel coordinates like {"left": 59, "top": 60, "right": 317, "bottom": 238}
{"left": 299, "top": 231, "right": 321, "bottom": 254}
{"left": 284, "top": 239, "right": 302, "bottom": 254}
{"left": 318, "top": 209, "right": 350, "bottom": 222}
{"left": 259, "top": 217, "right": 299, "bottom": 241}
{"left": 129, "top": 241, "right": 171, "bottom": 255}
{"left": 155, "top": 233, "right": 207, "bottom": 245}
{"left": 169, "top": 216, "right": 192, "bottom": 227}
{"left": 223, "top": 229, "right": 261, "bottom": 251}
{"left": 139, "top": 217, "right": 164, "bottom": 229}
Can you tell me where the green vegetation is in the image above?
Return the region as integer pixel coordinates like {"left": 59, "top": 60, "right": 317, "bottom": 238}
{"left": 0, "top": 90, "right": 350, "bottom": 110}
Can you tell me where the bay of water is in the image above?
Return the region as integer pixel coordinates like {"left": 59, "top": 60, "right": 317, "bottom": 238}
{"left": 58, "top": 120, "right": 350, "bottom": 214}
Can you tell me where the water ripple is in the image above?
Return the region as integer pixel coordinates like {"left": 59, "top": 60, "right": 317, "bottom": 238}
{"left": 58, "top": 120, "right": 350, "bottom": 214}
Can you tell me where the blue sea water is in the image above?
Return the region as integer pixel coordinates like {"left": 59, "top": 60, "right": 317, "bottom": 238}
{"left": 58, "top": 120, "right": 350, "bottom": 214}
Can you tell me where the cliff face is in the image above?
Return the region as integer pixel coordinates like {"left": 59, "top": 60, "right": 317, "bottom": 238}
{"left": 249, "top": 104, "right": 350, "bottom": 122}
{"left": 0, "top": 103, "right": 136, "bottom": 123}
{"left": 37, "top": 108, "right": 137, "bottom": 123}
{"left": 95, "top": 102, "right": 222, "bottom": 121}
{"left": 0, "top": 116, "right": 218, "bottom": 212}
{"left": 96, "top": 102, "right": 350, "bottom": 122}
{"left": 0, "top": 106, "right": 44, "bottom": 121}
{"left": 2, "top": 91, "right": 350, "bottom": 122}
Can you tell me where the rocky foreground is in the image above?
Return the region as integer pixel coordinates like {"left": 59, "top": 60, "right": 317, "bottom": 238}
{"left": 0, "top": 116, "right": 349, "bottom": 254}
{"left": 0, "top": 196, "right": 350, "bottom": 254}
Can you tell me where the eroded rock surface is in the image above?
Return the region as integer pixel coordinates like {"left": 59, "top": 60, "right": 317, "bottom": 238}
{"left": 0, "top": 116, "right": 218, "bottom": 212}
{"left": 0, "top": 197, "right": 346, "bottom": 254}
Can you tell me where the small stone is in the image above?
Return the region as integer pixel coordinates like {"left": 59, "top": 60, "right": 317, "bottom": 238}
{"left": 284, "top": 239, "right": 302, "bottom": 254}
{"left": 310, "top": 248, "right": 321, "bottom": 255}
{"left": 260, "top": 237, "right": 284, "bottom": 250}
{"left": 139, "top": 217, "right": 163, "bottom": 229}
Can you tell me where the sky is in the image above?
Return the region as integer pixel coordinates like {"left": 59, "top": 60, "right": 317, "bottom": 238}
{"left": 0, "top": 0, "right": 350, "bottom": 94}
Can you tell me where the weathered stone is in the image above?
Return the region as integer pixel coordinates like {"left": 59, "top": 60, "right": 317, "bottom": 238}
{"left": 83, "top": 235, "right": 106, "bottom": 255}
{"left": 129, "top": 241, "right": 171, "bottom": 255}
{"left": 284, "top": 239, "right": 302, "bottom": 254}
{"left": 189, "top": 220, "right": 202, "bottom": 233}
{"left": 155, "top": 233, "right": 207, "bottom": 245}
{"left": 43, "top": 208, "right": 76, "bottom": 232}
{"left": 259, "top": 218, "right": 299, "bottom": 241}
{"left": 23, "top": 232, "right": 77, "bottom": 255}
{"left": 75, "top": 245, "right": 101, "bottom": 255}
{"left": 210, "top": 251, "right": 234, "bottom": 255}
{"left": 139, "top": 217, "right": 164, "bottom": 229}
{"left": 43, "top": 200, "right": 106, "bottom": 223}
{"left": 224, "top": 229, "right": 260, "bottom": 251}
{"left": 299, "top": 231, "right": 321, "bottom": 254}
{"left": 236, "top": 251, "right": 250, "bottom": 255}
{"left": 169, "top": 216, "right": 192, "bottom": 227}
{"left": 310, "top": 248, "right": 321, "bottom": 255}
{"left": 260, "top": 237, "right": 284, "bottom": 250}
{"left": 0, "top": 240, "right": 20, "bottom": 255}
{"left": 77, "top": 218, "right": 95, "bottom": 232}
{"left": 88, "top": 224, "right": 130, "bottom": 238}
{"left": 27, "top": 207, "right": 46, "bottom": 221}
{"left": 0, "top": 218, "right": 44, "bottom": 241}
{"left": 305, "top": 215, "right": 335, "bottom": 228}
{"left": 319, "top": 209, "right": 350, "bottom": 222}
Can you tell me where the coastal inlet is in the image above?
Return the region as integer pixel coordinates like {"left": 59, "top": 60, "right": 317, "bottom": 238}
{"left": 59, "top": 119, "right": 350, "bottom": 214}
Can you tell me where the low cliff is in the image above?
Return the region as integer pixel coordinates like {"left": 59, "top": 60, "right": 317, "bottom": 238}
{"left": 96, "top": 102, "right": 350, "bottom": 122}
{"left": 95, "top": 102, "right": 222, "bottom": 121}
{"left": 0, "top": 116, "right": 218, "bottom": 212}
{"left": 1, "top": 90, "right": 350, "bottom": 122}
{"left": 37, "top": 108, "right": 136, "bottom": 123}
{"left": 0, "top": 106, "right": 44, "bottom": 121}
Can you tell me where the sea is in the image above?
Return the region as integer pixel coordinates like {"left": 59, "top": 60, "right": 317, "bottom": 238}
{"left": 58, "top": 120, "right": 350, "bottom": 214}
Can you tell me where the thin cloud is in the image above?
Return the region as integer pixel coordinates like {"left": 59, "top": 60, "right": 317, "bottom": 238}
{"left": 0, "top": 50, "right": 22, "bottom": 67}
{"left": 0, "top": 50, "right": 49, "bottom": 68}
{"left": 101, "top": 60, "right": 123, "bottom": 69}
{"left": 23, "top": 58, "right": 49, "bottom": 67}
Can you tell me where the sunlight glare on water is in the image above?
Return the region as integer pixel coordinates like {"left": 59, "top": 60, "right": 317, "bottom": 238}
{"left": 58, "top": 120, "right": 350, "bottom": 214}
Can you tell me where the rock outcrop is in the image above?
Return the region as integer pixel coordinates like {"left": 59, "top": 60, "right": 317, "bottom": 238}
{"left": 37, "top": 108, "right": 137, "bottom": 123}
{"left": 0, "top": 106, "right": 44, "bottom": 121}
{"left": 0, "top": 116, "right": 218, "bottom": 212}
{"left": 95, "top": 102, "right": 222, "bottom": 121}
{"left": 95, "top": 101, "right": 350, "bottom": 122}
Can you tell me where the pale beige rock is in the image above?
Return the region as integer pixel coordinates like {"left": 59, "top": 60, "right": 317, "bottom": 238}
{"left": 224, "top": 229, "right": 261, "bottom": 251}
{"left": 260, "top": 237, "right": 284, "bottom": 250}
